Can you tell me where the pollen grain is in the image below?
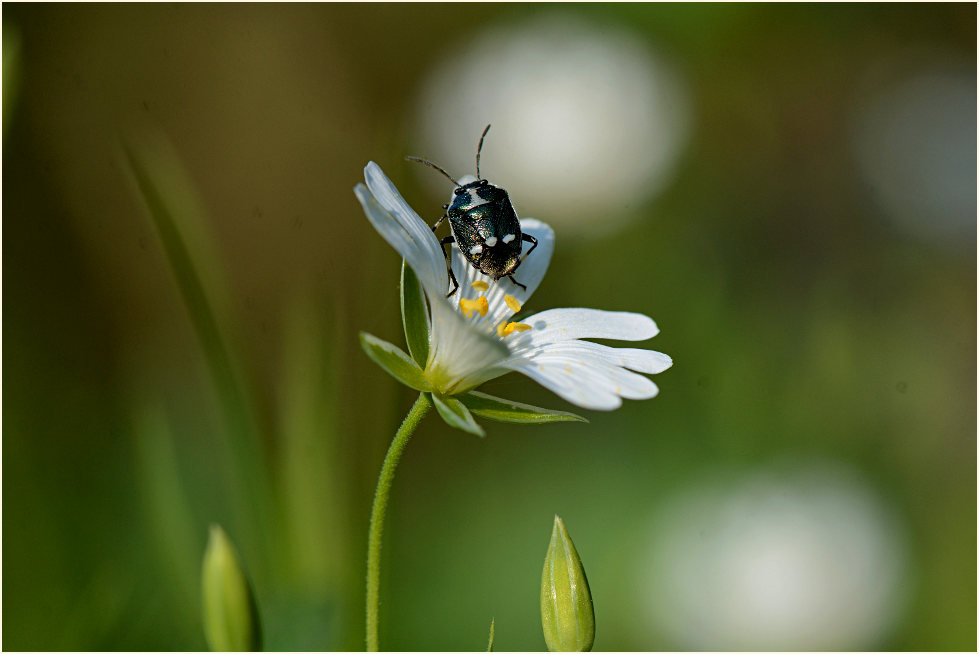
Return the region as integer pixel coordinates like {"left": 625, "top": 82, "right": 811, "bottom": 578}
{"left": 460, "top": 296, "right": 489, "bottom": 319}
{"left": 503, "top": 294, "right": 522, "bottom": 313}
{"left": 499, "top": 321, "right": 531, "bottom": 337}
{"left": 471, "top": 280, "right": 490, "bottom": 291}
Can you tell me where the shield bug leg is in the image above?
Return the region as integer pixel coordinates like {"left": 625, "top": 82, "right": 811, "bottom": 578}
{"left": 439, "top": 235, "right": 460, "bottom": 297}
{"left": 510, "top": 233, "right": 539, "bottom": 273}
{"left": 506, "top": 274, "right": 528, "bottom": 292}
{"left": 431, "top": 214, "right": 447, "bottom": 232}
{"left": 502, "top": 233, "right": 538, "bottom": 291}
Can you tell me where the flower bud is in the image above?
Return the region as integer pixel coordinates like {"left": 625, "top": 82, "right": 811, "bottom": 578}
{"left": 540, "top": 515, "right": 595, "bottom": 652}
{"left": 201, "top": 525, "right": 261, "bottom": 651}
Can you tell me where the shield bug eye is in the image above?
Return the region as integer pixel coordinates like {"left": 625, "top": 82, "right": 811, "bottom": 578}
{"left": 453, "top": 188, "right": 465, "bottom": 195}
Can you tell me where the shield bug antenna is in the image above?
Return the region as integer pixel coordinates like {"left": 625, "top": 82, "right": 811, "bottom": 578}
{"left": 404, "top": 155, "right": 459, "bottom": 186}
{"left": 475, "top": 124, "right": 491, "bottom": 181}
{"left": 405, "top": 123, "right": 492, "bottom": 184}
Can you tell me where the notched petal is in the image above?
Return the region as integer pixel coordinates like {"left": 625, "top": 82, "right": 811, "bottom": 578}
{"left": 502, "top": 357, "right": 625, "bottom": 411}
{"left": 524, "top": 341, "right": 673, "bottom": 375}
{"left": 521, "top": 309, "right": 660, "bottom": 346}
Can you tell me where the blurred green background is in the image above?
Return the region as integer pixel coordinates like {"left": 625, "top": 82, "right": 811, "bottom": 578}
{"left": 3, "top": 3, "right": 975, "bottom": 651}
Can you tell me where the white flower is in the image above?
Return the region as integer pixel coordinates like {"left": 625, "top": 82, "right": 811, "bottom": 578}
{"left": 354, "top": 162, "right": 671, "bottom": 411}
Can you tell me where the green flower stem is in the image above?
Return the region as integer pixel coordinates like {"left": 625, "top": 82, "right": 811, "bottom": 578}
{"left": 366, "top": 392, "right": 432, "bottom": 651}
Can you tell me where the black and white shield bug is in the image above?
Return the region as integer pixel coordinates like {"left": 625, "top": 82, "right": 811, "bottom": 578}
{"left": 407, "top": 125, "right": 538, "bottom": 297}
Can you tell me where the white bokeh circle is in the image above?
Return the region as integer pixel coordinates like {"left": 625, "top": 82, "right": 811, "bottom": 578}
{"left": 413, "top": 14, "right": 691, "bottom": 237}
{"left": 638, "top": 461, "right": 910, "bottom": 650}
{"left": 851, "top": 60, "right": 975, "bottom": 252}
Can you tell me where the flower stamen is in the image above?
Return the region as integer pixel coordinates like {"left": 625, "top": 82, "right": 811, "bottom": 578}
{"left": 504, "top": 294, "right": 522, "bottom": 313}
{"left": 460, "top": 296, "right": 489, "bottom": 319}
{"left": 471, "top": 280, "right": 490, "bottom": 291}
{"left": 497, "top": 321, "right": 532, "bottom": 338}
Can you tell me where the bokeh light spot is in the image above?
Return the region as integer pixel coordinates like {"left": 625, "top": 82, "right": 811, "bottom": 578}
{"left": 413, "top": 13, "right": 691, "bottom": 237}
{"left": 851, "top": 62, "right": 976, "bottom": 252}
{"left": 639, "top": 461, "right": 911, "bottom": 650}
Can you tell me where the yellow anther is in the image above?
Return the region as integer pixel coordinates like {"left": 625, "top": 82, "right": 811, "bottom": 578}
{"left": 471, "top": 280, "right": 489, "bottom": 291}
{"left": 500, "top": 321, "right": 531, "bottom": 337}
{"left": 504, "top": 294, "right": 522, "bottom": 313}
{"left": 459, "top": 296, "right": 489, "bottom": 319}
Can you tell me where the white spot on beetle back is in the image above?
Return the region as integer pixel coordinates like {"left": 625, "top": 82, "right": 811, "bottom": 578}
{"left": 467, "top": 194, "right": 491, "bottom": 208}
{"left": 470, "top": 244, "right": 483, "bottom": 255}
{"left": 485, "top": 236, "right": 498, "bottom": 247}
{"left": 451, "top": 188, "right": 490, "bottom": 209}
{"left": 502, "top": 233, "right": 516, "bottom": 244}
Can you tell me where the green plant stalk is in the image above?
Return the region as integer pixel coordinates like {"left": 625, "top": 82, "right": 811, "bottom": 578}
{"left": 366, "top": 392, "right": 432, "bottom": 651}
{"left": 122, "top": 138, "right": 277, "bottom": 575}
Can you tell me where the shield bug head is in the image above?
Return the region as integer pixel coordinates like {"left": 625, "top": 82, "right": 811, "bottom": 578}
{"left": 407, "top": 125, "right": 538, "bottom": 297}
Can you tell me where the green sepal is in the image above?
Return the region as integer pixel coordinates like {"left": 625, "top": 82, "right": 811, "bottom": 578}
{"left": 431, "top": 393, "right": 485, "bottom": 437}
{"left": 458, "top": 391, "right": 588, "bottom": 424}
{"left": 400, "top": 260, "right": 430, "bottom": 367}
{"left": 359, "top": 332, "right": 432, "bottom": 392}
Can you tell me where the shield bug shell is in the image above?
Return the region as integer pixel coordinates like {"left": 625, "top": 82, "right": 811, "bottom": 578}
{"left": 407, "top": 125, "right": 538, "bottom": 297}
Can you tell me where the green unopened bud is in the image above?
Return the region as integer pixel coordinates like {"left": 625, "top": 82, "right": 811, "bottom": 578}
{"left": 540, "top": 515, "right": 594, "bottom": 652}
{"left": 201, "top": 525, "right": 261, "bottom": 651}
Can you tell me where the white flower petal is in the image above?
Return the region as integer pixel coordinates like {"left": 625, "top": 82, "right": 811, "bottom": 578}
{"left": 502, "top": 355, "right": 625, "bottom": 410}
{"left": 503, "top": 345, "right": 660, "bottom": 410}
{"left": 521, "top": 340, "right": 672, "bottom": 374}
{"left": 360, "top": 162, "right": 448, "bottom": 293}
{"left": 534, "top": 348, "right": 661, "bottom": 398}
{"left": 508, "top": 218, "right": 555, "bottom": 306}
{"left": 427, "top": 294, "right": 509, "bottom": 393}
{"left": 515, "top": 308, "right": 659, "bottom": 348}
